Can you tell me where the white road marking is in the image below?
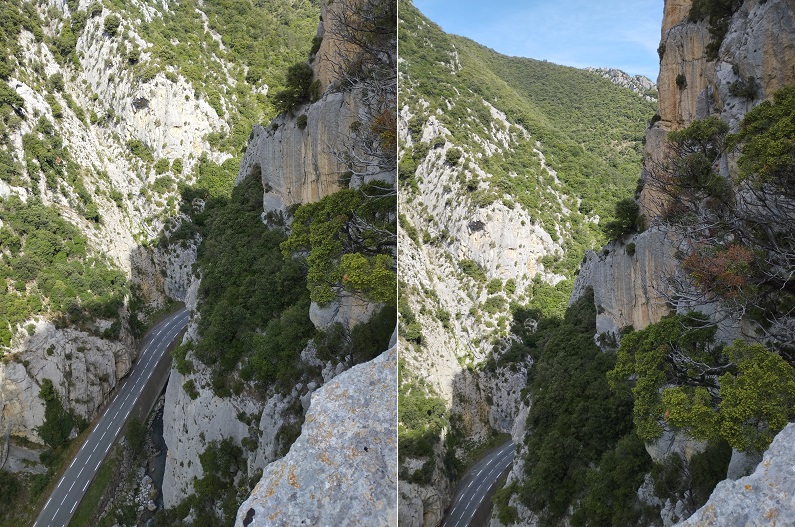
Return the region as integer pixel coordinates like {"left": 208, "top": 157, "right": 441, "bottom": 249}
{"left": 33, "top": 311, "right": 188, "bottom": 527}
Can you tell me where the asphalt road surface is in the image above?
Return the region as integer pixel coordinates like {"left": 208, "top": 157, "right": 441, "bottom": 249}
{"left": 33, "top": 308, "right": 189, "bottom": 527}
{"left": 441, "top": 440, "right": 516, "bottom": 527}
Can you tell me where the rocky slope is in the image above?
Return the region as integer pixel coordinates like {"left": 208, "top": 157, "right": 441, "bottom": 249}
{"left": 586, "top": 67, "right": 658, "bottom": 101}
{"left": 0, "top": 0, "right": 224, "bottom": 449}
{"left": 495, "top": 0, "right": 795, "bottom": 525}
{"left": 233, "top": 344, "right": 397, "bottom": 527}
{"left": 161, "top": 0, "right": 397, "bottom": 524}
{"left": 396, "top": 1, "right": 655, "bottom": 525}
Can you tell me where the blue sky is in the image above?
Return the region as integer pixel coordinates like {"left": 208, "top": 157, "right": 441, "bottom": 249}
{"left": 411, "top": 0, "right": 665, "bottom": 80}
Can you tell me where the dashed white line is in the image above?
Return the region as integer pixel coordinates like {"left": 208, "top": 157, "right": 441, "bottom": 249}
{"left": 71, "top": 501, "right": 78, "bottom": 513}
{"left": 83, "top": 479, "right": 90, "bottom": 492}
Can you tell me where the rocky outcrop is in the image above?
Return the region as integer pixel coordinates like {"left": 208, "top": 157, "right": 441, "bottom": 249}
{"left": 236, "top": 90, "right": 358, "bottom": 216}
{"left": 76, "top": 10, "right": 229, "bottom": 164}
{"left": 586, "top": 67, "right": 657, "bottom": 101}
{"left": 233, "top": 346, "right": 397, "bottom": 527}
{"left": 570, "top": 228, "right": 678, "bottom": 337}
{"left": 672, "top": 423, "right": 795, "bottom": 527}
{"left": 644, "top": 0, "right": 795, "bottom": 216}
{"left": 0, "top": 320, "right": 133, "bottom": 444}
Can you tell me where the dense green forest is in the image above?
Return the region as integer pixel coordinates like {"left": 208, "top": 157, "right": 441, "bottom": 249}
{"left": 0, "top": 196, "right": 128, "bottom": 348}
{"left": 492, "top": 291, "right": 732, "bottom": 527}
{"left": 491, "top": 80, "right": 795, "bottom": 526}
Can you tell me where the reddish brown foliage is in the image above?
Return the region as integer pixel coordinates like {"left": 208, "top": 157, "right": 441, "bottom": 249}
{"left": 683, "top": 244, "right": 754, "bottom": 299}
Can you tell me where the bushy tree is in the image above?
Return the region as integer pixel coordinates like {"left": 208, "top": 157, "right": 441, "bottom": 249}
{"left": 271, "top": 62, "right": 314, "bottom": 113}
{"left": 281, "top": 181, "right": 396, "bottom": 305}
{"left": 103, "top": 14, "right": 121, "bottom": 37}
{"left": 603, "top": 197, "right": 640, "bottom": 240}
{"left": 37, "top": 379, "right": 74, "bottom": 449}
{"left": 610, "top": 316, "right": 795, "bottom": 453}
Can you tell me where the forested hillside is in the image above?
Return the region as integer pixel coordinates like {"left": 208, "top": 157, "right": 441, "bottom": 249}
{"left": 396, "top": 1, "right": 655, "bottom": 524}
{"left": 0, "top": 0, "right": 320, "bottom": 525}
{"left": 494, "top": 0, "right": 795, "bottom": 525}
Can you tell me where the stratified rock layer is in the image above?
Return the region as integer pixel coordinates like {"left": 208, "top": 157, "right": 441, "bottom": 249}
{"left": 672, "top": 423, "right": 795, "bottom": 527}
{"left": 233, "top": 346, "right": 397, "bottom": 527}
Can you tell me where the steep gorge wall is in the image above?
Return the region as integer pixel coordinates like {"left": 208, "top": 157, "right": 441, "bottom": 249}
{"left": 162, "top": 1, "right": 397, "bottom": 522}
{"left": 0, "top": 2, "right": 223, "bottom": 446}
{"left": 573, "top": 0, "right": 795, "bottom": 336}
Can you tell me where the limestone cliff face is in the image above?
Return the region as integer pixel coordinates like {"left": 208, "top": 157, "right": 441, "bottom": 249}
{"left": 0, "top": 1, "right": 225, "bottom": 446}
{"left": 672, "top": 423, "right": 795, "bottom": 527}
{"left": 643, "top": 0, "right": 795, "bottom": 217}
{"left": 571, "top": 229, "right": 678, "bottom": 337}
{"left": 0, "top": 321, "right": 133, "bottom": 443}
{"left": 236, "top": 89, "right": 359, "bottom": 216}
{"left": 233, "top": 346, "right": 397, "bottom": 527}
{"left": 579, "top": 0, "right": 795, "bottom": 337}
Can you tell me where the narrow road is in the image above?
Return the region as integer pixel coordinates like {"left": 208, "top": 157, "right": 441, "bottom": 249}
{"left": 441, "top": 440, "right": 515, "bottom": 527}
{"left": 33, "top": 308, "right": 189, "bottom": 527}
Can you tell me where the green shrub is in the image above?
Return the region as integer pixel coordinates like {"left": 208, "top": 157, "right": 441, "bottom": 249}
{"left": 126, "top": 139, "right": 153, "bottom": 162}
{"left": 154, "top": 158, "right": 171, "bottom": 175}
{"left": 603, "top": 198, "right": 640, "bottom": 240}
{"left": 445, "top": 147, "right": 462, "bottom": 165}
{"left": 728, "top": 76, "right": 757, "bottom": 99}
{"left": 183, "top": 379, "right": 199, "bottom": 400}
{"left": 296, "top": 113, "right": 308, "bottom": 129}
{"left": 46, "top": 73, "right": 64, "bottom": 92}
{"left": 272, "top": 62, "right": 314, "bottom": 114}
{"left": 309, "top": 35, "right": 322, "bottom": 55}
{"left": 487, "top": 278, "right": 503, "bottom": 295}
{"left": 0, "top": 469, "right": 20, "bottom": 503}
{"left": 458, "top": 259, "right": 486, "bottom": 282}
{"left": 103, "top": 14, "right": 121, "bottom": 36}
{"left": 37, "top": 379, "right": 74, "bottom": 448}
